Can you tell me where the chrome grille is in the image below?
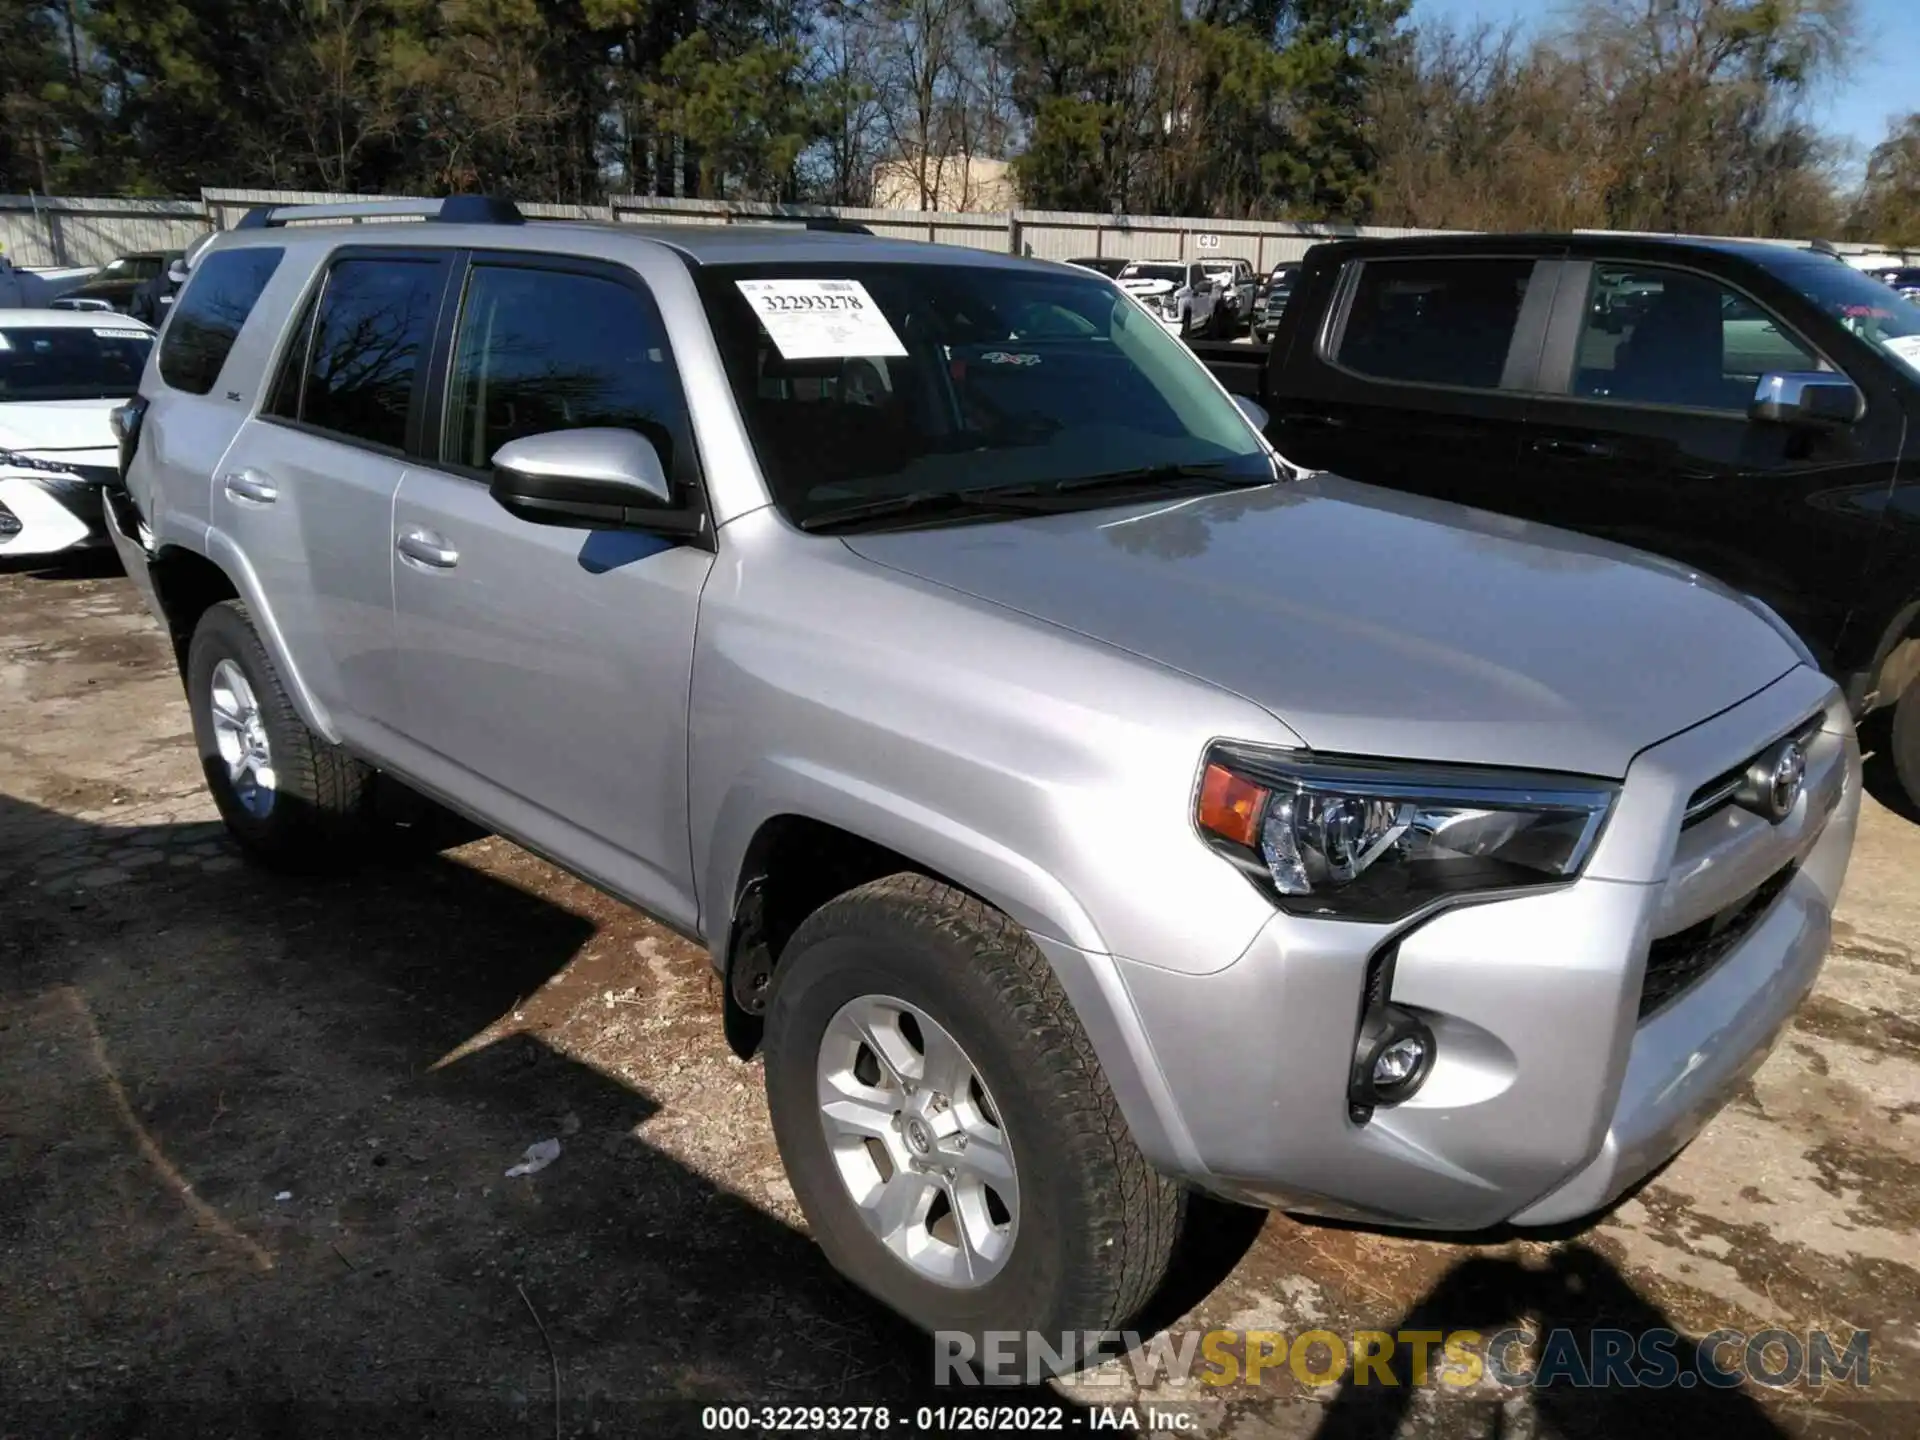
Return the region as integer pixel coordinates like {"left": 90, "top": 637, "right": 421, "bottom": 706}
{"left": 1682, "top": 715, "right": 1822, "bottom": 827}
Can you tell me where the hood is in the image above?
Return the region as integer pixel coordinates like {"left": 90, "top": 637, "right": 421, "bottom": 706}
{"left": 0, "top": 398, "right": 123, "bottom": 457}
{"left": 841, "top": 477, "right": 1800, "bottom": 778}
{"left": 1119, "top": 276, "right": 1180, "bottom": 298}
{"left": 68, "top": 277, "right": 140, "bottom": 301}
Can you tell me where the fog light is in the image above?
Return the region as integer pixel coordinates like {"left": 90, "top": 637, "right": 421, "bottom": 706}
{"left": 1372, "top": 1035, "right": 1426, "bottom": 1087}
{"left": 1349, "top": 1002, "right": 1435, "bottom": 1113}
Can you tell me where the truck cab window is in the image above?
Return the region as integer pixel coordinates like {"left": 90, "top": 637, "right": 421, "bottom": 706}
{"left": 1333, "top": 257, "right": 1534, "bottom": 389}
{"left": 1576, "top": 264, "right": 1821, "bottom": 411}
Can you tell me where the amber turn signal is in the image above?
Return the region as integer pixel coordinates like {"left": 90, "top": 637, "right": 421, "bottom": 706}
{"left": 1197, "top": 763, "right": 1269, "bottom": 848}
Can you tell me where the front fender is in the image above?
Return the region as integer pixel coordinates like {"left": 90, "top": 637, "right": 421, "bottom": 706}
{"left": 697, "top": 759, "right": 1213, "bottom": 1180}
{"left": 699, "top": 754, "right": 1106, "bottom": 959}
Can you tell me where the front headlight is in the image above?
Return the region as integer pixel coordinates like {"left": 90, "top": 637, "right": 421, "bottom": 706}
{"left": 1195, "top": 744, "right": 1617, "bottom": 922}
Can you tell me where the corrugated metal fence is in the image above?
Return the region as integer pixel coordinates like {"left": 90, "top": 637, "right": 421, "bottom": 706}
{"left": 5, "top": 187, "right": 1915, "bottom": 270}
{"left": 0, "top": 195, "right": 210, "bottom": 267}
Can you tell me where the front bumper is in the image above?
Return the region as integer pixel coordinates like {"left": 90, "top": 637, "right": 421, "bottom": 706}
{"left": 1077, "top": 666, "right": 1860, "bottom": 1230}
{"left": 102, "top": 483, "right": 166, "bottom": 623}
{"left": 0, "top": 474, "right": 109, "bottom": 556}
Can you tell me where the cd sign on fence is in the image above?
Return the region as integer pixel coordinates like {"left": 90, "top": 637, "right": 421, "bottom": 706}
{"left": 1196, "top": 233, "right": 1221, "bottom": 250}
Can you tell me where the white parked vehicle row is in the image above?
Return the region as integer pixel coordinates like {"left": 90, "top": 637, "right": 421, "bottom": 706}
{"left": 0, "top": 310, "right": 155, "bottom": 556}
{"left": 0, "top": 253, "right": 100, "bottom": 310}
{"left": 1115, "top": 259, "right": 1230, "bottom": 339}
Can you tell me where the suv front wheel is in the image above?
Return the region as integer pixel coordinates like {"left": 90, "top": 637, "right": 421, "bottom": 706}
{"left": 763, "top": 874, "right": 1183, "bottom": 1357}
{"left": 186, "top": 600, "right": 373, "bottom": 869}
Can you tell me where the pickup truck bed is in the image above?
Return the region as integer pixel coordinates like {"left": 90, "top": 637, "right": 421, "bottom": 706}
{"left": 1186, "top": 338, "right": 1266, "bottom": 398}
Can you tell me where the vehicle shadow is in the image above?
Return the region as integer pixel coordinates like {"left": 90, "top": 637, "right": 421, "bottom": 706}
{"left": 1306, "top": 1244, "right": 1793, "bottom": 1440}
{"left": 0, "top": 547, "right": 125, "bottom": 581}
{"left": 0, "top": 791, "right": 1082, "bottom": 1437}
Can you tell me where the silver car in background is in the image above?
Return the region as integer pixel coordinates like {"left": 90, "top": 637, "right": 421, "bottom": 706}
{"left": 108, "top": 199, "right": 1859, "bottom": 1361}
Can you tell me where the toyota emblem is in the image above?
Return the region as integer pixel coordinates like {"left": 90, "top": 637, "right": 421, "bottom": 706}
{"left": 1738, "top": 738, "right": 1806, "bottom": 824}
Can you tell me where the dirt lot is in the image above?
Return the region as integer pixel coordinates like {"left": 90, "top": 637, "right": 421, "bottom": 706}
{"left": 3, "top": 554, "right": 1917, "bottom": 1439}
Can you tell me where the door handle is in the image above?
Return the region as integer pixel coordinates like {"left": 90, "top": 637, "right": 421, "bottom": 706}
{"left": 1529, "top": 438, "right": 1617, "bottom": 460}
{"left": 395, "top": 527, "right": 459, "bottom": 569}
{"left": 221, "top": 468, "right": 279, "bottom": 504}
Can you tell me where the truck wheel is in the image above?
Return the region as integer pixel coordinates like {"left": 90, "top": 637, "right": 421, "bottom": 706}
{"left": 763, "top": 874, "right": 1183, "bottom": 1358}
{"left": 186, "top": 600, "right": 373, "bottom": 869}
{"left": 1891, "top": 678, "right": 1920, "bottom": 814}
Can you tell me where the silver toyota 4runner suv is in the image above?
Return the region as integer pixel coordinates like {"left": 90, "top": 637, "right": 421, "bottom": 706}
{"left": 107, "top": 197, "right": 1859, "bottom": 1351}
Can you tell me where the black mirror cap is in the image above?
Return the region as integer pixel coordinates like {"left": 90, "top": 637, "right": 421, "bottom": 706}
{"left": 1750, "top": 371, "right": 1864, "bottom": 429}
{"left": 488, "top": 428, "right": 704, "bottom": 538}
{"left": 490, "top": 466, "right": 705, "bottom": 537}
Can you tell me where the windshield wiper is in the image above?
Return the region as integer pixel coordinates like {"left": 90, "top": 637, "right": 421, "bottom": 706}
{"left": 796, "top": 463, "right": 1273, "bottom": 534}
{"left": 796, "top": 487, "right": 1068, "bottom": 533}
{"left": 1039, "top": 461, "right": 1274, "bottom": 495}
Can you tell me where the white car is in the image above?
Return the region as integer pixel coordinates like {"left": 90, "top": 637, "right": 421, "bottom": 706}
{"left": 0, "top": 255, "right": 99, "bottom": 309}
{"left": 0, "top": 310, "right": 154, "bottom": 556}
{"left": 1115, "top": 260, "right": 1225, "bottom": 338}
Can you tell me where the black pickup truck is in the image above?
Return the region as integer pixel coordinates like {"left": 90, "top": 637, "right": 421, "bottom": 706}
{"left": 1198, "top": 234, "right": 1920, "bottom": 805}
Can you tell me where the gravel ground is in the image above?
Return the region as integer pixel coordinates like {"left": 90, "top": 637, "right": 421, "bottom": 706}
{"left": 2, "top": 552, "right": 1916, "bottom": 1439}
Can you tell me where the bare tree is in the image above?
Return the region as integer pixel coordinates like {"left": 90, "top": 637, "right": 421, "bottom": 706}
{"left": 1372, "top": 0, "right": 1853, "bottom": 237}
{"left": 803, "top": 0, "right": 887, "bottom": 203}
{"left": 1850, "top": 113, "right": 1920, "bottom": 248}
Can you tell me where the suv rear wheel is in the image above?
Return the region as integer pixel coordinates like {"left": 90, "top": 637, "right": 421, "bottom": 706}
{"left": 763, "top": 874, "right": 1182, "bottom": 1356}
{"left": 186, "top": 600, "right": 373, "bottom": 869}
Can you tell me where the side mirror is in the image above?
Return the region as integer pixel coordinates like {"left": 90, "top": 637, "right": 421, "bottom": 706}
{"left": 167, "top": 261, "right": 190, "bottom": 285}
{"left": 490, "top": 428, "right": 699, "bottom": 535}
{"left": 1750, "top": 372, "right": 1862, "bottom": 428}
{"left": 1233, "top": 395, "right": 1270, "bottom": 430}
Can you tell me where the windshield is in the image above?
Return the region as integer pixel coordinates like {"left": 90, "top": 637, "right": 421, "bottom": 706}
{"left": 1767, "top": 256, "right": 1920, "bottom": 380}
{"left": 0, "top": 326, "right": 152, "bottom": 402}
{"left": 697, "top": 261, "right": 1269, "bottom": 527}
{"left": 1119, "top": 263, "right": 1184, "bottom": 286}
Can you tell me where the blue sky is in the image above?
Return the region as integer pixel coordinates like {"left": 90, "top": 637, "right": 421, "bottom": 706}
{"left": 1412, "top": 0, "right": 1910, "bottom": 165}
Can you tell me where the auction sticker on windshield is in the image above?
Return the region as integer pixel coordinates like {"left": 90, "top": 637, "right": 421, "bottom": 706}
{"left": 735, "top": 279, "right": 907, "bottom": 360}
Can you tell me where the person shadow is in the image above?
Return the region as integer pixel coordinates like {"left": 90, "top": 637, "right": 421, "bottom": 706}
{"left": 1308, "top": 1242, "right": 1793, "bottom": 1440}
{"left": 0, "top": 790, "right": 1086, "bottom": 1437}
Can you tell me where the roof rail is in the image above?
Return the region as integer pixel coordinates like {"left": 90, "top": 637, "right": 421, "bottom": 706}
{"left": 724, "top": 213, "right": 874, "bottom": 236}
{"left": 234, "top": 195, "right": 524, "bottom": 230}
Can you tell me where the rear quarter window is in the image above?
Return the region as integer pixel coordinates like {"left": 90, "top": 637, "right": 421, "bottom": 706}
{"left": 158, "top": 247, "right": 285, "bottom": 396}
{"left": 1333, "top": 256, "right": 1535, "bottom": 390}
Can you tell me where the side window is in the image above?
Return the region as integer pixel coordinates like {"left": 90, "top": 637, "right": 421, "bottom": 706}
{"left": 441, "top": 264, "right": 691, "bottom": 479}
{"left": 1575, "top": 264, "right": 1822, "bottom": 412}
{"left": 157, "top": 247, "right": 285, "bottom": 396}
{"left": 1334, "top": 257, "right": 1535, "bottom": 389}
{"left": 264, "top": 291, "right": 317, "bottom": 421}
{"left": 299, "top": 258, "right": 444, "bottom": 451}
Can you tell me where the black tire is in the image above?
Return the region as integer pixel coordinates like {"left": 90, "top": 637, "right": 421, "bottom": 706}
{"left": 1891, "top": 677, "right": 1920, "bottom": 813}
{"left": 186, "top": 599, "right": 374, "bottom": 869}
{"left": 763, "top": 874, "right": 1183, "bottom": 1361}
